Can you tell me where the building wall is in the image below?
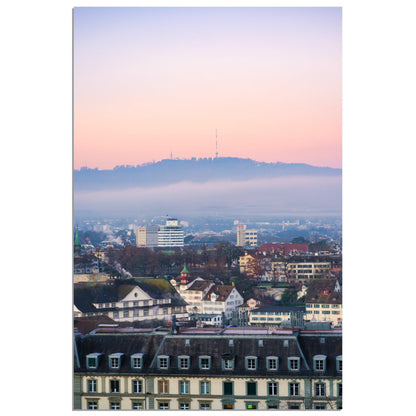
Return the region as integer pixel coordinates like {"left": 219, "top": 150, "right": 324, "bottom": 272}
{"left": 305, "top": 302, "right": 342, "bottom": 326}
{"left": 78, "top": 375, "right": 340, "bottom": 410}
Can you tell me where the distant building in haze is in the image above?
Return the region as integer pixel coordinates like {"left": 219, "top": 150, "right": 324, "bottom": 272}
{"left": 135, "top": 218, "right": 184, "bottom": 248}
{"left": 236, "top": 224, "right": 258, "bottom": 247}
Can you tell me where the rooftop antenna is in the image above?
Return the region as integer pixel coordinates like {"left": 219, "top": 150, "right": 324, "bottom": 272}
{"left": 215, "top": 129, "right": 218, "bottom": 159}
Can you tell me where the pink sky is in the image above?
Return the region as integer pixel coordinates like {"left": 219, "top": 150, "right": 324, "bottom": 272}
{"left": 74, "top": 8, "right": 341, "bottom": 170}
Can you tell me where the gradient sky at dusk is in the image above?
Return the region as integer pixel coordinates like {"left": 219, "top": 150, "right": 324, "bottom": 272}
{"left": 74, "top": 7, "right": 341, "bottom": 170}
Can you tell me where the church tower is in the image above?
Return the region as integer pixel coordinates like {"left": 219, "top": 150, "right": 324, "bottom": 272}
{"left": 74, "top": 226, "right": 81, "bottom": 258}
{"left": 180, "top": 264, "right": 190, "bottom": 285}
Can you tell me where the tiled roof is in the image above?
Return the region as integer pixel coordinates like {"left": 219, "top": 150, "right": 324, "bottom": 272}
{"left": 306, "top": 279, "right": 342, "bottom": 304}
{"left": 203, "top": 285, "right": 234, "bottom": 302}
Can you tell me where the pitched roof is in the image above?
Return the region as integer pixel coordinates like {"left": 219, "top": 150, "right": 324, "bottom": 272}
{"left": 306, "top": 279, "right": 342, "bottom": 304}
{"left": 203, "top": 285, "right": 235, "bottom": 302}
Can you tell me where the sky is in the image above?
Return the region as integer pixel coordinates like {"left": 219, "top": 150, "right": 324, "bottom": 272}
{"left": 74, "top": 7, "right": 342, "bottom": 170}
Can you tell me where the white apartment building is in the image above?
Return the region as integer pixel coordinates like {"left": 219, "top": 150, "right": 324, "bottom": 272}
{"left": 135, "top": 219, "right": 184, "bottom": 248}
{"left": 158, "top": 218, "right": 184, "bottom": 248}
{"left": 236, "top": 224, "right": 258, "bottom": 247}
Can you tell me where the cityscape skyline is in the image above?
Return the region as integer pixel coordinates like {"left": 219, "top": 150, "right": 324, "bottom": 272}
{"left": 74, "top": 7, "right": 341, "bottom": 170}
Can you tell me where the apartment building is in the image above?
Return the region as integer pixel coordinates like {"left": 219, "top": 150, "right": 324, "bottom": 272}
{"left": 74, "top": 326, "right": 342, "bottom": 410}
{"left": 236, "top": 224, "right": 258, "bottom": 247}
{"left": 73, "top": 279, "right": 188, "bottom": 322}
{"left": 305, "top": 279, "right": 342, "bottom": 327}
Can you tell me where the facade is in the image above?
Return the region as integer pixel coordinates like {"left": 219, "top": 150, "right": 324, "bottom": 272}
{"left": 249, "top": 305, "right": 306, "bottom": 327}
{"left": 135, "top": 226, "right": 159, "bottom": 248}
{"left": 236, "top": 224, "right": 258, "bottom": 247}
{"left": 202, "top": 285, "right": 244, "bottom": 320}
{"left": 158, "top": 218, "right": 184, "bottom": 248}
{"left": 305, "top": 279, "right": 342, "bottom": 327}
{"left": 178, "top": 279, "right": 215, "bottom": 314}
{"left": 286, "top": 261, "right": 332, "bottom": 283}
{"left": 74, "top": 326, "right": 342, "bottom": 410}
{"left": 73, "top": 279, "right": 188, "bottom": 322}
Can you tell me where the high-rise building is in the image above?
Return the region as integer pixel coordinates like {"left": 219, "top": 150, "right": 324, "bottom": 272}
{"left": 158, "top": 218, "right": 184, "bottom": 247}
{"left": 135, "top": 226, "right": 159, "bottom": 248}
{"left": 236, "top": 224, "right": 258, "bottom": 247}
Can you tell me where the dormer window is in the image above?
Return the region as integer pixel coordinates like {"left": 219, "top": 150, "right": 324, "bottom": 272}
{"left": 131, "top": 353, "right": 144, "bottom": 369}
{"left": 178, "top": 355, "right": 190, "bottom": 370}
{"left": 246, "top": 356, "right": 258, "bottom": 370}
{"left": 158, "top": 355, "right": 169, "bottom": 369}
{"left": 109, "top": 353, "right": 123, "bottom": 369}
{"left": 222, "top": 356, "right": 234, "bottom": 370}
{"left": 199, "top": 356, "right": 211, "bottom": 370}
{"left": 336, "top": 355, "right": 342, "bottom": 372}
{"left": 313, "top": 355, "right": 327, "bottom": 372}
{"left": 266, "top": 356, "right": 279, "bottom": 371}
{"left": 288, "top": 357, "right": 300, "bottom": 371}
{"left": 86, "top": 353, "right": 101, "bottom": 369}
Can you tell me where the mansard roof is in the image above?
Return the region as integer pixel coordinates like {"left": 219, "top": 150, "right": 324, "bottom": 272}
{"left": 74, "top": 329, "right": 342, "bottom": 378}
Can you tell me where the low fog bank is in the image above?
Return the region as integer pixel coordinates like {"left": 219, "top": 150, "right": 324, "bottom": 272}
{"left": 74, "top": 176, "right": 341, "bottom": 218}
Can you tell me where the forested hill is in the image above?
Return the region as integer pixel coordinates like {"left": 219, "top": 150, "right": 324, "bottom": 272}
{"left": 74, "top": 157, "right": 341, "bottom": 191}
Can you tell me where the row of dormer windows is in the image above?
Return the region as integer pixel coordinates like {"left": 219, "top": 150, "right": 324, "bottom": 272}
{"left": 86, "top": 353, "right": 342, "bottom": 373}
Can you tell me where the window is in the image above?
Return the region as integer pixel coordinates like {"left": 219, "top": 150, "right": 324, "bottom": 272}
{"left": 86, "top": 353, "right": 100, "bottom": 369}
{"left": 158, "top": 356, "right": 169, "bottom": 369}
{"left": 246, "top": 357, "right": 257, "bottom": 370}
{"left": 315, "top": 383, "right": 326, "bottom": 397}
{"left": 288, "top": 357, "right": 300, "bottom": 371}
{"left": 132, "top": 380, "right": 143, "bottom": 394}
{"left": 258, "top": 339, "right": 264, "bottom": 347}
{"left": 267, "top": 403, "right": 278, "bottom": 409}
{"left": 223, "top": 381, "right": 233, "bottom": 395}
{"left": 87, "top": 401, "right": 98, "bottom": 410}
{"left": 267, "top": 356, "right": 278, "bottom": 371}
{"left": 179, "top": 380, "right": 190, "bottom": 394}
{"left": 158, "top": 380, "right": 169, "bottom": 394}
{"left": 338, "top": 383, "right": 342, "bottom": 397}
{"left": 223, "top": 403, "right": 234, "bottom": 410}
{"left": 289, "top": 382, "right": 300, "bottom": 397}
{"left": 313, "top": 355, "right": 327, "bottom": 372}
{"left": 246, "top": 402, "right": 258, "bottom": 409}
{"left": 87, "top": 379, "right": 97, "bottom": 393}
{"left": 288, "top": 403, "right": 301, "bottom": 409}
{"left": 246, "top": 382, "right": 257, "bottom": 396}
{"left": 123, "top": 310, "right": 129, "bottom": 318}
{"left": 178, "top": 356, "right": 190, "bottom": 369}
{"left": 132, "top": 401, "right": 143, "bottom": 410}
{"left": 223, "top": 358, "right": 234, "bottom": 370}
{"left": 113, "top": 311, "right": 119, "bottom": 319}
{"left": 109, "top": 353, "right": 123, "bottom": 369}
{"left": 200, "top": 381, "right": 210, "bottom": 395}
{"left": 179, "top": 403, "right": 190, "bottom": 410}
{"left": 110, "top": 402, "right": 120, "bottom": 410}
{"left": 110, "top": 380, "right": 120, "bottom": 393}
{"left": 314, "top": 403, "right": 326, "bottom": 410}
{"left": 268, "top": 382, "right": 278, "bottom": 396}
{"left": 336, "top": 355, "right": 342, "bottom": 372}
{"left": 131, "top": 353, "right": 143, "bottom": 369}
{"left": 229, "top": 339, "right": 234, "bottom": 346}
{"left": 199, "top": 356, "right": 211, "bottom": 370}
{"left": 200, "top": 403, "right": 210, "bottom": 410}
{"left": 158, "top": 402, "right": 169, "bottom": 410}
{"left": 143, "top": 309, "right": 149, "bottom": 316}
